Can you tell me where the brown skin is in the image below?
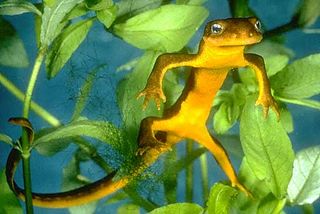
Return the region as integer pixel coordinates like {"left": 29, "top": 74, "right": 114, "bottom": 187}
{"left": 6, "top": 17, "right": 279, "bottom": 208}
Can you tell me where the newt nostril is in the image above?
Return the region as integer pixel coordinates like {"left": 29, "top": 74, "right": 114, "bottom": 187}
{"left": 249, "top": 32, "right": 253, "bottom": 37}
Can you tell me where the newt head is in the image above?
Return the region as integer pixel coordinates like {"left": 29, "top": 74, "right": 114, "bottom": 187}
{"left": 203, "top": 17, "right": 263, "bottom": 47}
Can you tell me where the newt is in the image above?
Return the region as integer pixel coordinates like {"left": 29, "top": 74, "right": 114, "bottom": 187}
{"left": 6, "top": 17, "right": 279, "bottom": 208}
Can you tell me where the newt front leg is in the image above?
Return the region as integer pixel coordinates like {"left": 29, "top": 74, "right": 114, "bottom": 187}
{"left": 138, "top": 53, "right": 197, "bottom": 109}
{"left": 245, "top": 53, "right": 280, "bottom": 119}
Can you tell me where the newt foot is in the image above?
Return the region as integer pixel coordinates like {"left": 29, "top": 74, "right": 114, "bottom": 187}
{"left": 137, "top": 85, "right": 166, "bottom": 110}
{"left": 255, "top": 94, "right": 280, "bottom": 120}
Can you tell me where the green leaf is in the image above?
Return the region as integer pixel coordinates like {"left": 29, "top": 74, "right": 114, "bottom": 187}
{"left": 298, "top": 0, "right": 320, "bottom": 27}
{"left": 85, "top": 0, "right": 112, "bottom": 10}
{"left": 114, "top": 5, "right": 208, "bottom": 52}
{"left": 0, "top": 0, "right": 41, "bottom": 16}
{"left": 34, "top": 127, "right": 70, "bottom": 156}
{"left": 41, "top": 0, "right": 82, "bottom": 46}
{"left": 214, "top": 102, "right": 235, "bottom": 134}
{"left": 46, "top": 18, "right": 94, "bottom": 78}
{"left": 117, "top": 204, "right": 140, "bottom": 214}
{"left": 177, "top": 0, "right": 207, "bottom": 5}
{"left": 149, "top": 203, "right": 203, "bottom": 214}
{"left": 62, "top": 151, "right": 97, "bottom": 214}
{"left": 206, "top": 183, "right": 237, "bottom": 214}
{"left": 71, "top": 65, "right": 106, "bottom": 121}
{"left": 0, "top": 18, "right": 29, "bottom": 68}
{"left": 271, "top": 54, "right": 320, "bottom": 99}
{"left": 287, "top": 146, "right": 320, "bottom": 205}
{"left": 0, "top": 169, "right": 23, "bottom": 214}
{"left": 64, "top": 2, "right": 89, "bottom": 20}
{"left": 240, "top": 95, "right": 294, "bottom": 198}
{"left": 277, "top": 97, "right": 320, "bottom": 110}
{"left": 116, "top": 51, "right": 162, "bottom": 142}
{"left": 265, "top": 55, "right": 290, "bottom": 77}
{"left": 116, "top": 0, "right": 161, "bottom": 20}
{"left": 279, "top": 106, "right": 294, "bottom": 133}
{"left": 96, "top": 5, "right": 117, "bottom": 28}
{"left": 33, "top": 120, "right": 124, "bottom": 152}
{"left": 0, "top": 134, "right": 13, "bottom": 146}
{"left": 257, "top": 194, "right": 286, "bottom": 214}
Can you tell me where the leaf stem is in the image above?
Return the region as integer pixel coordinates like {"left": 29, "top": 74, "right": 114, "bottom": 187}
{"left": 276, "top": 96, "right": 320, "bottom": 110}
{"left": 199, "top": 151, "right": 209, "bottom": 203}
{"left": 20, "top": 48, "right": 46, "bottom": 213}
{"left": 0, "top": 73, "right": 60, "bottom": 126}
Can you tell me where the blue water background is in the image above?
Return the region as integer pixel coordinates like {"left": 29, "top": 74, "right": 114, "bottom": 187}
{"left": 0, "top": 0, "right": 319, "bottom": 213}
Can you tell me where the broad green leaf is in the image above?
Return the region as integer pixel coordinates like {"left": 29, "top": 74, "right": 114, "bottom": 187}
{"left": 0, "top": 169, "right": 22, "bottom": 214}
{"left": 265, "top": 55, "right": 289, "bottom": 77}
{"left": 248, "top": 41, "right": 294, "bottom": 59}
{"left": 207, "top": 183, "right": 237, "bottom": 214}
{"left": 214, "top": 102, "right": 235, "bottom": 134}
{"left": 96, "top": 5, "right": 117, "bottom": 28}
{"left": 0, "top": 134, "right": 13, "bottom": 146}
{"left": 279, "top": 106, "right": 293, "bottom": 133}
{"left": 71, "top": 65, "right": 106, "bottom": 121}
{"left": 278, "top": 97, "right": 320, "bottom": 110}
{"left": 298, "top": 0, "right": 320, "bottom": 27}
{"left": 114, "top": 5, "right": 208, "bottom": 52}
{"left": 34, "top": 127, "right": 70, "bottom": 156}
{"left": 0, "top": 18, "right": 28, "bottom": 68}
{"left": 117, "top": 204, "right": 140, "bottom": 214}
{"left": 33, "top": 120, "right": 124, "bottom": 152}
{"left": 287, "top": 146, "right": 320, "bottom": 205}
{"left": 0, "top": 0, "right": 41, "bottom": 16}
{"left": 62, "top": 151, "right": 97, "bottom": 214}
{"left": 46, "top": 18, "right": 94, "bottom": 78}
{"left": 116, "top": 51, "right": 162, "bottom": 142}
{"left": 149, "top": 203, "right": 203, "bottom": 214}
{"left": 240, "top": 95, "right": 294, "bottom": 198}
{"left": 257, "top": 194, "right": 286, "bottom": 214}
{"left": 41, "top": 0, "right": 82, "bottom": 46}
{"left": 271, "top": 54, "right": 320, "bottom": 99}
{"left": 116, "top": 0, "right": 161, "bottom": 20}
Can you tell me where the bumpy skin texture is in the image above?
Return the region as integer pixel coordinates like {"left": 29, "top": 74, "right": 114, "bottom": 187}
{"left": 6, "top": 17, "right": 279, "bottom": 208}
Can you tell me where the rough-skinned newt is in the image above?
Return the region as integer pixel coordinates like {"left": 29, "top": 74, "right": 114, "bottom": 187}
{"left": 6, "top": 17, "right": 279, "bottom": 208}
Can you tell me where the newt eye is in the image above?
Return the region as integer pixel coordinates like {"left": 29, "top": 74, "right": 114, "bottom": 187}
{"left": 211, "top": 23, "right": 223, "bottom": 34}
{"left": 254, "top": 20, "right": 262, "bottom": 32}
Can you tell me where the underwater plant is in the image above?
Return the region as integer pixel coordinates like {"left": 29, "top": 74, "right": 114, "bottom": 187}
{"left": 0, "top": 0, "right": 320, "bottom": 213}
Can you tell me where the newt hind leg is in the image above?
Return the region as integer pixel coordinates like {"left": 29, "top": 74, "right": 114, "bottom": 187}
{"left": 137, "top": 117, "right": 182, "bottom": 156}
{"left": 192, "top": 129, "right": 250, "bottom": 196}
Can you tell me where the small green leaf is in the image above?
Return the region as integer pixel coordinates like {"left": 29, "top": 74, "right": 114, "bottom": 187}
{"left": 149, "top": 203, "right": 203, "bottom": 214}
{"left": 271, "top": 54, "right": 320, "bottom": 99}
{"left": 0, "top": 169, "right": 22, "bottom": 214}
{"left": 114, "top": 5, "right": 208, "bottom": 52}
{"left": 41, "top": 0, "right": 82, "bottom": 46}
{"left": 116, "top": 51, "right": 162, "bottom": 142}
{"left": 214, "top": 102, "right": 235, "bottom": 134}
{"left": 46, "top": 18, "right": 94, "bottom": 78}
{"left": 0, "top": 18, "right": 29, "bottom": 68}
{"left": 206, "top": 183, "right": 237, "bottom": 214}
{"left": 279, "top": 106, "right": 294, "bottom": 133}
{"left": 96, "top": 5, "right": 117, "bottom": 28}
{"left": 33, "top": 120, "right": 124, "bottom": 152}
{"left": 287, "top": 146, "right": 320, "bottom": 205}
{"left": 0, "top": 134, "right": 13, "bottom": 146}
{"left": 240, "top": 95, "right": 294, "bottom": 198}
{"left": 117, "top": 204, "right": 140, "bottom": 214}
{"left": 34, "top": 127, "right": 70, "bottom": 156}
{"left": 257, "top": 194, "right": 286, "bottom": 214}
{"left": 64, "top": 2, "right": 89, "bottom": 20}
{"left": 298, "top": 0, "right": 320, "bottom": 27}
{"left": 85, "top": 0, "right": 112, "bottom": 10}
{"left": 0, "top": 0, "right": 41, "bottom": 16}
{"left": 71, "top": 65, "right": 106, "bottom": 121}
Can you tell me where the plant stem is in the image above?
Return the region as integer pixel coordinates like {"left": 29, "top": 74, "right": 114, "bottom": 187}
{"left": 199, "top": 151, "right": 209, "bottom": 203}
{"left": 276, "top": 96, "right": 320, "bottom": 110}
{"left": 20, "top": 48, "right": 46, "bottom": 214}
{"left": 185, "top": 140, "right": 193, "bottom": 202}
{"left": 0, "top": 73, "right": 60, "bottom": 126}
{"left": 264, "top": 14, "right": 300, "bottom": 39}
